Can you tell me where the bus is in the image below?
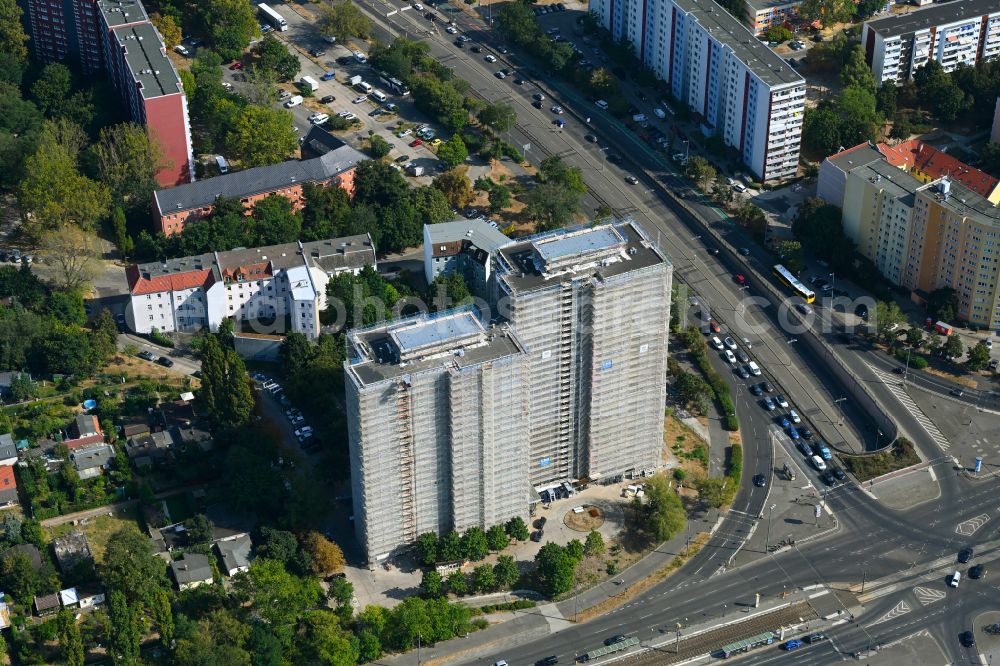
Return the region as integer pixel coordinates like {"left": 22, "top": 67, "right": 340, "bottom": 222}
{"left": 257, "top": 3, "right": 288, "bottom": 31}
{"left": 773, "top": 264, "right": 815, "bottom": 303}
{"left": 375, "top": 71, "right": 411, "bottom": 96}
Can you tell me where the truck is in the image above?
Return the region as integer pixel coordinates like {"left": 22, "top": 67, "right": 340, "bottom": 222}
{"left": 934, "top": 321, "right": 955, "bottom": 336}
{"left": 257, "top": 3, "right": 288, "bottom": 31}
{"left": 300, "top": 76, "right": 319, "bottom": 93}
{"left": 348, "top": 74, "right": 363, "bottom": 86}
{"left": 284, "top": 95, "right": 303, "bottom": 108}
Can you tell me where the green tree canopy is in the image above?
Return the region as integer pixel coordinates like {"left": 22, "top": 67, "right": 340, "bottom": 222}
{"left": 436, "top": 134, "right": 469, "bottom": 168}
{"left": 226, "top": 105, "right": 298, "bottom": 168}
{"left": 967, "top": 341, "right": 991, "bottom": 371}
{"left": 199, "top": 0, "right": 259, "bottom": 61}
{"left": 535, "top": 543, "right": 576, "bottom": 597}
{"left": 318, "top": 0, "right": 373, "bottom": 41}
{"left": 252, "top": 34, "right": 300, "bottom": 82}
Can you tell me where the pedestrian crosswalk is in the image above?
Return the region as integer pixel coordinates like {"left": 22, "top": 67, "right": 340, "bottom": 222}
{"left": 866, "top": 363, "right": 951, "bottom": 451}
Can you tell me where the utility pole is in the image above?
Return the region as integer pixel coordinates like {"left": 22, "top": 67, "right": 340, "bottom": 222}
{"left": 861, "top": 569, "right": 867, "bottom": 595}
{"left": 417, "top": 634, "right": 422, "bottom": 665}
{"left": 764, "top": 503, "right": 776, "bottom": 552}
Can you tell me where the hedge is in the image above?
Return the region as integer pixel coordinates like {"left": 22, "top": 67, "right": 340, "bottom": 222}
{"left": 692, "top": 349, "right": 739, "bottom": 431}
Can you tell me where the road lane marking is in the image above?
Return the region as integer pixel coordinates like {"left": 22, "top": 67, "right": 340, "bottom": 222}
{"left": 913, "top": 586, "right": 946, "bottom": 606}
{"left": 956, "top": 514, "right": 990, "bottom": 536}
{"left": 865, "top": 363, "right": 950, "bottom": 451}
{"left": 869, "top": 600, "right": 911, "bottom": 626}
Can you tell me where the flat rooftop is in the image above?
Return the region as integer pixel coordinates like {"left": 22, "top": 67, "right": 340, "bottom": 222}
{"left": 347, "top": 310, "right": 525, "bottom": 385}
{"left": 673, "top": 0, "right": 804, "bottom": 88}
{"left": 98, "top": 0, "right": 149, "bottom": 28}
{"left": 864, "top": 0, "right": 999, "bottom": 38}
{"left": 496, "top": 220, "right": 669, "bottom": 294}
{"left": 744, "top": 0, "right": 802, "bottom": 13}
{"left": 111, "top": 23, "right": 184, "bottom": 100}
{"left": 921, "top": 178, "right": 1000, "bottom": 222}
{"left": 852, "top": 159, "right": 922, "bottom": 207}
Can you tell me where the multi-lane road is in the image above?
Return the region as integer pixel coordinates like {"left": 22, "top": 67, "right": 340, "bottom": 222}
{"left": 268, "top": 5, "right": 1000, "bottom": 663}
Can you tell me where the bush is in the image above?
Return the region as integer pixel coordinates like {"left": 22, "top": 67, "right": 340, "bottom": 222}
{"left": 841, "top": 437, "right": 920, "bottom": 481}
{"left": 910, "top": 356, "right": 929, "bottom": 370}
{"left": 148, "top": 328, "right": 174, "bottom": 348}
{"left": 672, "top": 468, "right": 686, "bottom": 482}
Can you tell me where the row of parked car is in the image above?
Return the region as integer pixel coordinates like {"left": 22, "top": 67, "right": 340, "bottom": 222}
{"left": 253, "top": 374, "right": 321, "bottom": 455}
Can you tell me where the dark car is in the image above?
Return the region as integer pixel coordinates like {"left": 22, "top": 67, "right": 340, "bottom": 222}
{"left": 855, "top": 304, "right": 869, "bottom": 320}
{"left": 584, "top": 134, "right": 597, "bottom": 143}
{"left": 604, "top": 635, "right": 626, "bottom": 646}
{"left": 534, "top": 516, "right": 547, "bottom": 529}
{"left": 819, "top": 471, "right": 835, "bottom": 485}
{"left": 779, "top": 415, "right": 790, "bottom": 428}
{"left": 959, "top": 548, "right": 974, "bottom": 563}
{"left": 831, "top": 467, "right": 847, "bottom": 482}
{"left": 471, "top": 45, "right": 481, "bottom": 53}
{"left": 783, "top": 639, "right": 803, "bottom": 651}
{"left": 761, "top": 381, "right": 773, "bottom": 392}
{"left": 800, "top": 427, "right": 813, "bottom": 440}
{"left": 737, "top": 366, "right": 750, "bottom": 379}
{"left": 320, "top": 95, "right": 336, "bottom": 103}
{"left": 532, "top": 99, "right": 543, "bottom": 109}
{"left": 191, "top": 370, "right": 203, "bottom": 379}
{"left": 115, "top": 313, "right": 127, "bottom": 332}
{"left": 536, "top": 657, "right": 559, "bottom": 666}
{"left": 753, "top": 474, "right": 767, "bottom": 487}
{"left": 310, "top": 48, "right": 326, "bottom": 57}
{"left": 607, "top": 154, "right": 623, "bottom": 165}
{"left": 805, "top": 633, "right": 827, "bottom": 644}
{"left": 970, "top": 564, "right": 987, "bottom": 579}
{"left": 960, "top": 631, "right": 975, "bottom": 648}
{"left": 138, "top": 350, "right": 156, "bottom": 361}
{"left": 395, "top": 154, "right": 410, "bottom": 163}
{"left": 796, "top": 441, "right": 812, "bottom": 456}
{"left": 749, "top": 384, "right": 763, "bottom": 396}
{"left": 531, "top": 530, "right": 543, "bottom": 542}
{"left": 156, "top": 356, "right": 174, "bottom": 368}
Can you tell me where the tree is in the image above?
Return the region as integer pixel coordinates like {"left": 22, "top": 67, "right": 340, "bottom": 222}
{"left": 232, "top": 559, "right": 323, "bottom": 629}
{"left": 151, "top": 587, "right": 174, "bottom": 649}
{"left": 433, "top": 167, "right": 474, "bottom": 208}
{"left": 150, "top": 13, "right": 181, "bottom": 48}
{"left": 565, "top": 539, "right": 584, "bottom": 564}
{"left": 300, "top": 531, "right": 346, "bottom": 576}
{"left": 836, "top": 86, "right": 880, "bottom": 146}
{"left": 674, "top": 371, "right": 710, "bottom": 409}
{"left": 420, "top": 570, "right": 444, "bottom": 597}
{"left": 0, "top": 550, "right": 39, "bottom": 602}
{"left": 174, "top": 609, "right": 251, "bottom": 666}
{"left": 914, "top": 59, "right": 968, "bottom": 122}
{"left": 874, "top": 301, "right": 907, "bottom": 341}
{"left": 535, "top": 543, "right": 575, "bottom": 597}
{"left": 253, "top": 194, "right": 301, "bottom": 245}
{"left": 926, "top": 287, "right": 958, "bottom": 323}
{"left": 797, "top": 0, "right": 854, "bottom": 22}
{"left": 967, "top": 341, "right": 991, "bottom": 371}
{"left": 637, "top": 476, "right": 687, "bottom": 541}
{"left": 196, "top": 333, "right": 254, "bottom": 430}
{"left": 252, "top": 34, "right": 300, "bottom": 82}
{"left": 493, "top": 555, "right": 519, "bottom": 589}
{"left": 505, "top": 516, "right": 529, "bottom": 541}
{"left": 446, "top": 570, "right": 467, "bottom": 595}
{"left": 199, "top": 0, "right": 259, "bottom": 61}
{"left": 774, "top": 240, "right": 804, "bottom": 273}
{"left": 875, "top": 82, "right": 897, "bottom": 118}
{"left": 110, "top": 206, "right": 134, "bottom": 259}
{"left": 526, "top": 182, "right": 582, "bottom": 230}
{"left": 943, "top": 334, "right": 964, "bottom": 361}
{"left": 19, "top": 127, "right": 111, "bottom": 234}
{"left": 0, "top": 0, "right": 28, "bottom": 62}
{"left": 461, "top": 527, "right": 489, "bottom": 561}
{"left": 108, "top": 590, "right": 141, "bottom": 665}
{"left": 9, "top": 372, "right": 36, "bottom": 402}
{"left": 839, "top": 46, "right": 876, "bottom": 92}
{"left": 102, "top": 527, "right": 167, "bottom": 605}
{"left": 31, "top": 63, "right": 73, "bottom": 118}
{"left": 539, "top": 156, "right": 587, "bottom": 193}
{"left": 584, "top": 529, "right": 605, "bottom": 556}
{"left": 414, "top": 532, "right": 439, "bottom": 566}
{"left": 486, "top": 524, "right": 508, "bottom": 552}
{"left": 685, "top": 156, "right": 716, "bottom": 189}
{"left": 477, "top": 102, "right": 517, "bottom": 134}
{"left": 761, "top": 25, "right": 793, "bottom": 42}
{"left": 487, "top": 182, "right": 512, "bottom": 211}
{"left": 436, "top": 134, "right": 469, "bottom": 168}
{"left": 438, "top": 530, "right": 462, "bottom": 562}
{"left": 472, "top": 564, "right": 496, "bottom": 593}
{"left": 802, "top": 106, "right": 842, "bottom": 157}
{"left": 57, "top": 610, "right": 85, "bottom": 666}
{"left": 734, "top": 201, "right": 768, "bottom": 239}
{"left": 695, "top": 477, "right": 729, "bottom": 508}
{"left": 890, "top": 114, "right": 912, "bottom": 141}
{"left": 856, "top": 0, "right": 883, "bottom": 17}
{"left": 41, "top": 225, "right": 103, "bottom": 292}
{"left": 294, "top": 610, "right": 360, "bottom": 665}
{"left": 711, "top": 176, "right": 734, "bottom": 207}
{"left": 226, "top": 105, "right": 298, "bottom": 167}
{"left": 318, "top": 0, "right": 373, "bottom": 41}
{"left": 185, "top": 514, "right": 214, "bottom": 545}
{"left": 906, "top": 326, "right": 924, "bottom": 347}
{"left": 328, "top": 576, "right": 354, "bottom": 622}
{"left": 369, "top": 134, "right": 391, "bottom": 159}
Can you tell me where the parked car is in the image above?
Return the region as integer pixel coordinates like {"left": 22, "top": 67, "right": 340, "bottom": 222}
{"left": 320, "top": 95, "right": 336, "bottom": 103}
{"left": 789, "top": 409, "right": 801, "bottom": 424}
{"left": 138, "top": 350, "right": 156, "bottom": 361}
{"left": 775, "top": 394, "right": 789, "bottom": 408}
{"left": 156, "top": 356, "right": 174, "bottom": 368}
{"left": 783, "top": 640, "right": 803, "bottom": 651}
{"left": 762, "top": 396, "right": 775, "bottom": 411}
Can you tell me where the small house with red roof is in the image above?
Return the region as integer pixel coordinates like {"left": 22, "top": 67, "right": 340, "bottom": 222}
{"left": 63, "top": 415, "right": 105, "bottom": 450}
{"left": 0, "top": 466, "right": 17, "bottom": 508}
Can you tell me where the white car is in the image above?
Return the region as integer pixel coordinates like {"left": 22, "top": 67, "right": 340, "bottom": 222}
{"left": 711, "top": 336, "right": 724, "bottom": 351}
{"left": 310, "top": 113, "right": 329, "bottom": 124}
{"left": 789, "top": 409, "right": 801, "bottom": 424}
{"left": 495, "top": 71, "right": 506, "bottom": 79}
{"left": 742, "top": 337, "right": 752, "bottom": 349}
{"left": 728, "top": 177, "right": 748, "bottom": 193}
{"left": 724, "top": 350, "right": 737, "bottom": 365}
{"left": 485, "top": 54, "right": 497, "bottom": 63}
{"left": 723, "top": 336, "right": 737, "bottom": 351}
{"left": 446, "top": 25, "right": 458, "bottom": 34}
{"left": 278, "top": 89, "right": 291, "bottom": 100}
{"left": 412, "top": 1, "right": 423, "bottom": 8}
{"left": 810, "top": 455, "right": 827, "bottom": 472}
{"left": 653, "top": 107, "right": 666, "bottom": 119}
{"left": 763, "top": 396, "right": 775, "bottom": 411}
{"left": 747, "top": 361, "right": 761, "bottom": 376}
{"left": 308, "top": 112, "right": 325, "bottom": 122}
{"left": 353, "top": 50, "right": 368, "bottom": 63}
{"left": 776, "top": 394, "right": 789, "bottom": 408}
{"left": 342, "top": 113, "right": 357, "bottom": 121}
{"left": 353, "top": 95, "right": 368, "bottom": 104}
{"left": 397, "top": 128, "right": 412, "bottom": 137}
{"left": 174, "top": 44, "right": 190, "bottom": 56}
{"left": 550, "top": 105, "right": 564, "bottom": 114}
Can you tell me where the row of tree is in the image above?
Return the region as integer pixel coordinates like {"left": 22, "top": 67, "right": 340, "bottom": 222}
{"left": 414, "top": 518, "right": 530, "bottom": 566}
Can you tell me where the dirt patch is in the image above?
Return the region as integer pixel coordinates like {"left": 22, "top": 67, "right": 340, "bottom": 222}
{"left": 664, "top": 415, "right": 708, "bottom": 480}
{"left": 728, "top": 431, "right": 742, "bottom": 446}
{"left": 923, "top": 367, "right": 978, "bottom": 388}
{"left": 46, "top": 508, "right": 142, "bottom": 561}
{"left": 103, "top": 355, "right": 196, "bottom": 387}
{"left": 563, "top": 505, "right": 605, "bottom": 532}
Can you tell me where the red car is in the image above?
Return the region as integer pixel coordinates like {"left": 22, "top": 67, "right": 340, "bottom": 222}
{"left": 735, "top": 273, "right": 746, "bottom": 285}
{"left": 229, "top": 61, "right": 243, "bottom": 70}
{"left": 409, "top": 138, "right": 423, "bottom": 147}
{"left": 710, "top": 320, "right": 721, "bottom": 334}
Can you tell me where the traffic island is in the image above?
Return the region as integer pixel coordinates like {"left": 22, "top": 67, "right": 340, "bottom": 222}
{"left": 562, "top": 505, "right": 605, "bottom": 532}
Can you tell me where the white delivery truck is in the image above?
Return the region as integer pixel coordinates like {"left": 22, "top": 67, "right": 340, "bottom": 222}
{"left": 348, "top": 74, "right": 363, "bottom": 86}
{"left": 284, "top": 95, "right": 303, "bottom": 108}
{"left": 300, "top": 76, "right": 319, "bottom": 93}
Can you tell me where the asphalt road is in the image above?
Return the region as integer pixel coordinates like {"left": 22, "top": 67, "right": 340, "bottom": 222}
{"left": 307, "top": 3, "right": 1000, "bottom": 665}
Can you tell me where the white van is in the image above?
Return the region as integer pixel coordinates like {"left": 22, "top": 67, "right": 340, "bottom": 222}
{"left": 284, "top": 95, "right": 303, "bottom": 108}
{"left": 632, "top": 113, "right": 647, "bottom": 122}
{"left": 711, "top": 336, "right": 724, "bottom": 351}
{"left": 595, "top": 99, "right": 609, "bottom": 109}
{"left": 748, "top": 361, "right": 761, "bottom": 376}
{"left": 353, "top": 50, "right": 368, "bottom": 63}
{"left": 371, "top": 89, "right": 388, "bottom": 103}
{"left": 215, "top": 155, "right": 229, "bottom": 174}
{"left": 810, "top": 455, "right": 827, "bottom": 472}
{"left": 355, "top": 81, "right": 373, "bottom": 94}
{"left": 653, "top": 107, "right": 666, "bottom": 119}
{"left": 948, "top": 571, "right": 961, "bottom": 587}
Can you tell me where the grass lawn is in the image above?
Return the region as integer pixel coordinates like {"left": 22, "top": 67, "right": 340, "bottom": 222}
{"left": 165, "top": 493, "right": 195, "bottom": 523}
{"left": 841, "top": 437, "right": 921, "bottom": 482}
{"left": 46, "top": 508, "right": 142, "bottom": 561}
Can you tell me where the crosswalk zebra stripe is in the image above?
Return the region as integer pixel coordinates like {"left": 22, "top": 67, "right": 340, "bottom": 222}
{"left": 866, "top": 364, "right": 951, "bottom": 451}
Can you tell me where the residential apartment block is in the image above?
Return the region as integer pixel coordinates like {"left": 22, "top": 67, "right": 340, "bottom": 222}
{"left": 19, "top": 0, "right": 194, "bottom": 186}
{"left": 591, "top": 0, "right": 805, "bottom": 181}
{"left": 820, "top": 142, "right": 1000, "bottom": 329}
{"left": 743, "top": 0, "right": 801, "bottom": 36}
{"left": 126, "top": 236, "right": 376, "bottom": 339}
{"left": 422, "top": 220, "right": 511, "bottom": 298}
{"left": 493, "top": 222, "right": 672, "bottom": 488}
{"left": 862, "top": 0, "right": 1000, "bottom": 85}
{"left": 153, "top": 140, "right": 365, "bottom": 236}
{"left": 345, "top": 309, "right": 530, "bottom": 562}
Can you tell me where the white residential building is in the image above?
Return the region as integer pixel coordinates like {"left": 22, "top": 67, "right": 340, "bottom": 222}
{"left": 125, "top": 236, "right": 376, "bottom": 339}
{"left": 422, "top": 220, "right": 511, "bottom": 297}
{"left": 590, "top": 0, "right": 805, "bottom": 181}
{"left": 861, "top": 0, "right": 1000, "bottom": 85}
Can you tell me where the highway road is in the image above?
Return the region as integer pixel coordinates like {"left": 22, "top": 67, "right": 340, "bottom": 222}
{"left": 274, "top": 5, "right": 1000, "bottom": 664}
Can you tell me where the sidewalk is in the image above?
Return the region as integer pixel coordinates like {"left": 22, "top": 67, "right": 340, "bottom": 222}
{"left": 374, "top": 507, "right": 724, "bottom": 665}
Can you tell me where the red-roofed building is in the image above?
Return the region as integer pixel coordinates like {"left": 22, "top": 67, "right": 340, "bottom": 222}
{"left": 879, "top": 140, "right": 1000, "bottom": 202}
{"left": 64, "top": 415, "right": 105, "bottom": 450}
{"left": 0, "top": 466, "right": 18, "bottom": 508}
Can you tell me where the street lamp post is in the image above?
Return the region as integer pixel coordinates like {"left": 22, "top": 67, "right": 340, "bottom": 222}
{"left": 833, "top": 397, "right": 847, "bottom": 426}
{"left": 829, "top": 272, "right": 835, "bottom": 293}
{"left": 764, "top": 503, "right": 776, "bottom": 552}
{"left": 682, "top": 139, "right": 690, "bottom": 161}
